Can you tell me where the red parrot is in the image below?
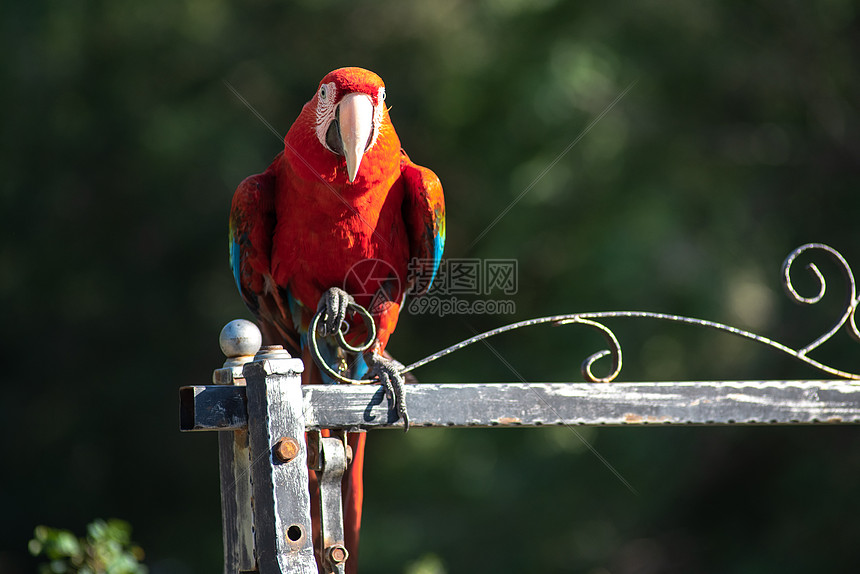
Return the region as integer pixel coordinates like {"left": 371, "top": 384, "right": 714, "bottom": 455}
{"left": 229, "top": 67, "right": 445, "bottom": 573}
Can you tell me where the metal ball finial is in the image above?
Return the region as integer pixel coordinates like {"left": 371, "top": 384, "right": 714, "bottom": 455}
{"left": 219, "top": 319, "right": 262, "bottom": 359}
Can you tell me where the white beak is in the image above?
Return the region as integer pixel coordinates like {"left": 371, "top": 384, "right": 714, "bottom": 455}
{"left": 337, "top": 92, "right": 375, "bottom": 183}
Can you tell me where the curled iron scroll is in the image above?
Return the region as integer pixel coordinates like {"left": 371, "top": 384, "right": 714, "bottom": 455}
{"left": 781, "top": 243, "right": 860, "bottom": 352}
{"left": 403, "top": 243, "right": 860, "bottom": 382}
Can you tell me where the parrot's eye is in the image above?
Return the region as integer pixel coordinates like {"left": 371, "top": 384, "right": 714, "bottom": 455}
{"left": 379, "top": 87, "right": 386, "bottom": 102}
{"left": 318, "top": 82, "right": 336, "bottom": 105}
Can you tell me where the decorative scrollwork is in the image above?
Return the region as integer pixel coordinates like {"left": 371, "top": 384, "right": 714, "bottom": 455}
{"left": 781, "top": 243, "right": 860, "bottom": 352}
{"left": 401, "top": 243, "right": 860, "bottom": 382}
{"left": 310, "top": 244, "right": 860, "bottom": 383}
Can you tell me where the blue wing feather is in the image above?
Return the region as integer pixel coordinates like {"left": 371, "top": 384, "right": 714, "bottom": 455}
{"left": 401, "top": 152, "right": 446, "bottom": 295}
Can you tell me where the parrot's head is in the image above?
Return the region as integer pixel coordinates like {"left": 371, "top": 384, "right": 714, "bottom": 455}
{"left": 309, "top": 67, "right": 388, "bottom": 183}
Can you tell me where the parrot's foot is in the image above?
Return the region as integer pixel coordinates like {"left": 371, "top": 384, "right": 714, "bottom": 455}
{"left": 316, "top": 287, "right": 354, "bottom": 338}
{"left": 367, "top": 355, "right": 409, "bottom": 431}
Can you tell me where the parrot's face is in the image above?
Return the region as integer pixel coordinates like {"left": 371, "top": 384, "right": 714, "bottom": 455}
{"left": 310, "top": 68, "right": 388, "bottom": 183}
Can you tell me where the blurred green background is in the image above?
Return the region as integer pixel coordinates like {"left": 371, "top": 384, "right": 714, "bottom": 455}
{"left": 3, "top": 0, "right": 860, "bottom": 572}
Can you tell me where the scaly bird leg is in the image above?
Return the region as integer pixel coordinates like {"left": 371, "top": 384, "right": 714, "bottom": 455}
{"left": 367, "top": 354, "right": 409, "bottom": 431}
{"left": 316, "top": 287, "right": 355, "bottom": 338}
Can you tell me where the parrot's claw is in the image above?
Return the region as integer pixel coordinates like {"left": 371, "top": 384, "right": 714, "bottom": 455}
{"left": 367, "top": 355, "right": 409, "bottom": 431}
{"left": 317, "top": 287, "right": 354, "bottom": 338}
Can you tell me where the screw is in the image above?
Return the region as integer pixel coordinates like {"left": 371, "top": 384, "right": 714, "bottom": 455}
{"left": 273, "top": 437, "right": 301, "bottom": 463}
{"left": 327, "top": 544, "right": 349, "bottom": 565}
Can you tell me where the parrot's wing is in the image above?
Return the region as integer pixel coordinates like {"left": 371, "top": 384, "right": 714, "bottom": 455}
{"left": 230, "top": 170, "right": 275, "bottom": 313}
{"left": 400, "top": 151, "right": 446, "bottom": 295}
{"left": 229, "top": 154, "right": 300, "bottom": 353}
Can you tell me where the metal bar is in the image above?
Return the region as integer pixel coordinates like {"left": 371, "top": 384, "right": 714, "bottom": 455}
{"left": 318, "top": 434, "right": 349, "bottom": 574}
{"left": 182, "top": 381, "right": 860, "bottom": 431}
{"left": 212, "top": 365, "right": 256, "bottom": 573}
{"left": 218, "top": 428, "right": 255, "bottom": 573}
{"left": 244, "top": 352, "right": 318, "bottom": 574}
{"left": 302, "top": 381, "right": 860, "bottom": 428}
{"left": 180, "top": 385, "right": 247, "bottom": 431}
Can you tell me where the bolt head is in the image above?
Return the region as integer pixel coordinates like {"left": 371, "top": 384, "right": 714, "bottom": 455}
{"left": 273, "top": 437, "right": 301, "bottom": 463}
{"left": 327, "top": 544, "right": 349, "bottom": 564}
{"left": 219, "top": 319, "right": 262, "bottom": 358}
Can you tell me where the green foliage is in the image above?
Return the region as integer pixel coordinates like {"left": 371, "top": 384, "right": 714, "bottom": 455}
{"left": 404, "top": 553, "right": 447, "bottom": 574}
{"left": 29, "top": 520, "right": 147, "bottom": 574}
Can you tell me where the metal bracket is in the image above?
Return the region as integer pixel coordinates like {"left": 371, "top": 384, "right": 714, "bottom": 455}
{"left": 308, "top": 430, "right": 350, "bottom": 574}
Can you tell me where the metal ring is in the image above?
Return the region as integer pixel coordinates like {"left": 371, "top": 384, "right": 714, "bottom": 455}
{"left": 332, "top": 301, "right": 376, "bottom": 353}
{"left": 309, "top": 301, "right": 378, "bottom": 385}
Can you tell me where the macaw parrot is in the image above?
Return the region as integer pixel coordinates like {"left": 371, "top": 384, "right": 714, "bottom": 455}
{"left": 228, "top": 67, "right": 445, "bottom": 573}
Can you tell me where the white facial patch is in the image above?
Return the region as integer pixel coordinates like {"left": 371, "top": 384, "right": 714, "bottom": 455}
{"left": 314, "top": 82, "right": 338, "bottom": 146}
